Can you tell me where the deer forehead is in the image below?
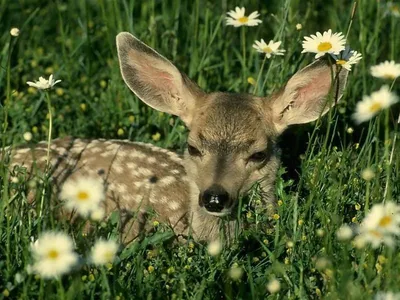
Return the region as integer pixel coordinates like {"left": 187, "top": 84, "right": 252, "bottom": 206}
{"left": 189, "top": 93, "right": 272, "bottom": 152}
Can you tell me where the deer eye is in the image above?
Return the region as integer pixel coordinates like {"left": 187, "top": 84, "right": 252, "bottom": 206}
{"left": 187, "top": 144, "right": 202, "bottom": 157}
{"left": 248, "top": 151, "right": 268, "bottom": 163}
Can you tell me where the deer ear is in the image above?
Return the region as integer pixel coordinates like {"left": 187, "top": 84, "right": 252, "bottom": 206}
{"left": 116, "top": 32, "right": 204, "bottom": 126}
{"left": 268, "top": 59, "right": 348, "bottom": 134}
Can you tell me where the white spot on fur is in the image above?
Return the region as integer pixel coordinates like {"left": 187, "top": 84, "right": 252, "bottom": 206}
{"left": 137, "top": 167, "right": 153, "bottom": 177}
{"left": 160, "top": 163, "right": 169, "bottom": 168}
{"left": 168, "top": 201, "right": 180, "bottom": 210}
{"left": 113, "top": 163, "right": 124, "bottom": 174}
{"left": 169, "top": 169, "right": 180, "bottom": 175}
{"left": 71, "top": 146, "right": 85, "bottom": 153}
{"left": 130, "top": 151, "right": 146, "bottom": 159}
{"left": 90, "top": 147, "right": 103, "bottom": 154}
{"left": 100, "top": 151, "right": 111, "bottom": 158}
{"left": 17, "top": 148, "right": 30, "bottom": 154}
{"left": 106, "top": 143, "right": 120, "bottom": 151}
{"left": 115, "top": 183, "right": 127, "bottom": 194}
{"left": 146, "top": 156, "right": 157, "bottom": 164}
{"left": 127, "top": 162, "right": 137, "bottom": 169}
{"left": 159, "top": 176, "right": 176, "bottom": 186}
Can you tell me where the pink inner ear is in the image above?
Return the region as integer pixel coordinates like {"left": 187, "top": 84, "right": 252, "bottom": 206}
{"left": 296, "top": 70, "right": 332, "bottom": 106}
{"left": 128, "top": 50, "right": 176, "bottom": 91}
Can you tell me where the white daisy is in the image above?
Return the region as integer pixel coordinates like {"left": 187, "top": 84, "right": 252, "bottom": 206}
{"left": 353, "top": 229, "right": 395, "bottom": 249}
{"left": 385, "top": 2, "right": 400, "bottom": 18}
{"left": 335, "top": 49, "right": 363, "bottom": 71}
{"left": 370, "top": 60, "right": 400, "bottom": 80}
{"left": 26, "top": 74, "right": 61, "bottom": 90}
{"left": 207, "top": 240, "right": 222, "bottom": 256}
{"left": 375, "top": 292, "right": 400, "bottom": 300}
{"left": 10, "top": 28, "right": 20, "bottom": 37}
{"left": 60, "top": 177, "right": 105, "bottom": 217}
{"left": 225, "top": 7, "right": 262, "bottom": 27}
{"left": 301, "top": 29, "right": 346, "bottom": 59}
{"left": 336, "top": 224, "right": 353, "bottom": 241}
{"left": 352, "top": 85, "right": 399, "bottom": 124}
{"left": 30, "top": 231, "right": 78, "bottom": 278}
{"left": 91, "top": 240, "right": 119, "bottom": 265}
{"left": 90, "top": 207, "right": 105, "bottom": 221}
{"left": 362, "top": 202, "right": 400, "bottom": 235}
{"left": 252, "top": 39, "right": 286, "bottom": 58}
{"left": 267, "top": 279, "right": 281, "bottom": 294}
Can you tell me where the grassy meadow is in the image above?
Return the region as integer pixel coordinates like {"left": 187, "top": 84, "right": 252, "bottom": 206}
{"left": 1, "top": 0, "right": 400, "bottom": 299}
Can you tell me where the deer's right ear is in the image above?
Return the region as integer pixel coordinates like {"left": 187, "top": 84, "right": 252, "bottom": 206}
{"left": 116, "top": 32, "right": 204, "bottom": 126}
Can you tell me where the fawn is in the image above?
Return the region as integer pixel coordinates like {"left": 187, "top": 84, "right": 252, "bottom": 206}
{"left": 3, "top": 32, "right": 347, "bottom": 243}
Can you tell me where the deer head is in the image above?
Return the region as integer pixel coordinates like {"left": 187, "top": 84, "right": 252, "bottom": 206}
{"left": 116, "top": 32, "right": 348, "bottom": 219}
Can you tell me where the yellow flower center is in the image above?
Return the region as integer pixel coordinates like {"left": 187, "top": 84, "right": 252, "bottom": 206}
{"left": 391, "top": 5, "right": 399, "bottom": 13}
{"left": 238, "top": 16, "right": 249, "bottom": 24}
{"left": 336, "top": 59, "right": 347, "bottom": 65}
{"left": 369, "top": 102, "right": 382, "bottom": 113}
{"left": 262, "top": 46, "right": 273, "bottom": 53}
{"left": 317, "top": 42, "right": 333, "bottom": 52}
{"left": 370, "top": 230, "right": 382, "bottom": 238}
{"left": 379, "top": 215, "right": 392, "bottom": 227}
{"left": 77, "top": 191, "right": 89, "bottom": 201}
{"left": 383, "top": 73, "right": 396, "bottom": 80}
{"left": 47, "top": 249, "right": 59, "bottom": 259}
{"left": 104, "top": 251, "right": 114, "bottom": 262}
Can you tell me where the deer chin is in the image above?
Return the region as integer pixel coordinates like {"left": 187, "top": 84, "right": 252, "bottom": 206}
{"left": 204, "top": 209, "right": 232, "bottom": 217}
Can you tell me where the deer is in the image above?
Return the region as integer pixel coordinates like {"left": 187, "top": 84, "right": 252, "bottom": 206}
{"left": 2, "top": 32, "right": 347, "bottom": 244}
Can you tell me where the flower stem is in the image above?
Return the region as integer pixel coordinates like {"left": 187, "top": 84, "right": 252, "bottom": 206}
{"left": 241, "top": 26, "right": 246, "bottom": 82}
{"left": 254, "top": 55, "right": 267, "bottom": 95}
{"left": 45, "top": 92, "right": 53, "bottom": 171}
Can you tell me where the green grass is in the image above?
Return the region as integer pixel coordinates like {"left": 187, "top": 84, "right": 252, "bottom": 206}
{"left": 1, "top": 0, "right": 400, "bottom": 299}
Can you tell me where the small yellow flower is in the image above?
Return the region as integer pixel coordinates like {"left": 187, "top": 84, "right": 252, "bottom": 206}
{"left": 273, "top": 214, "right": 280, "bottom": 220}
{"left": 167, "top": 266, "right": 175, "bottom": 274}
{"left": 89, "top": 273, "right": 95, "bottom": 281}
{"left": 117, "top": 128, "right": 124, "bottom": 136}
{"left": 296, "top": 23, "right": 302, "bottom": 30}
{"left": 2, "top": 289, "right": 9, "bottom": 297}
{"left": 277, "top": 200, "right": 283, "bottom": 206}
{"left": 246, "top": 211, "right": 252, "bottom": 219}
{"left": 148, "top": 265, "right": 155, "bottom": 273}
{"left": 298, "top": 219, "right": 304, "bottom": 226}
{"left": 152, "top": 132, "right": 161, "bottom": 141}
{"left": 352, "top": 216, "right": 358, "bottom": 223}
{"left": 80, "top": 103, "right": 87, "bottom": 111}
{"left": 32, "top": 126, "right": 38, "bottom": 133}
{"left": 188, "top": 242, "right": 195, "bottom": 249}
{"left": 45, "top": 67, "right": 54, "bottom": 75}
{"left": 355, "top": 203, "right": 361, "bottom": 210}
{"left": 247, "top": 77, "right": 256, "bottom": 85}
{"left": 27, "top": 87, "right": 37, "bottom": 94}
{"left": 100, "top": 80, "right": 107, "bottom": 88}
{"left": 128, "top": 115, "right": 135, "bottom": 123}
{"left": 284, "top": 257, "right": 290, "bottom": 265}
{"left": 346, "top": 127, "right": 354, "bottom": 134}
{"left": 153, "top": 220, "right": 159, "bottom": 227}
{"left": 56, "top": 88, "right": 64, "bottom": 96}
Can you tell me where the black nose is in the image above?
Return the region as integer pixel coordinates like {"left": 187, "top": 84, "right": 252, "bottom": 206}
{"left": 201, "top": 184, "right": 230, "bottom": 213}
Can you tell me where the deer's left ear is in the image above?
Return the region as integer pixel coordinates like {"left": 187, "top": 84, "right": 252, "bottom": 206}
{"left": 267, "top": 59, "right": 348, "bottom": 134}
